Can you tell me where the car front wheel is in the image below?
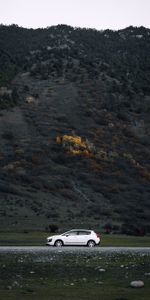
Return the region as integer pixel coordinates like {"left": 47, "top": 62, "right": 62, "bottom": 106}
{"left": 54, "top": 240, "right": 63, "bottom": 247}
{"left": 87, "top": 240, "right": 96, "bottom": 247}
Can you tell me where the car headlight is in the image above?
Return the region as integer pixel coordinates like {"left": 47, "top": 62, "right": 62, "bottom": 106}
{"left": 47, "top": 238, "right": 52, "bottom": 242}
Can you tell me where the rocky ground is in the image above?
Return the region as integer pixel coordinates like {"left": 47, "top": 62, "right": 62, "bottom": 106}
{"left": 0, "top": 248, "right": 150, "bottom": 300}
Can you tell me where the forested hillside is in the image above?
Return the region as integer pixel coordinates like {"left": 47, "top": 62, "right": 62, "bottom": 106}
{"left": 0, "top": 24, "right": 150, "bottom": 233}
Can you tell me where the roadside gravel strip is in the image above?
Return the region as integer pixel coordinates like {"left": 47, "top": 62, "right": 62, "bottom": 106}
{"left": 0, "top": 246, "right": 150, "bottom": 254}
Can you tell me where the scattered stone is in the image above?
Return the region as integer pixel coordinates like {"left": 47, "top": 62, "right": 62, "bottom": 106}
{"left": 82, "top": 277, "right": 87, "bottom": 282}
{"left": 108, "top": 122, "right": 114, "bottom": 128}
{"left": 16, "top": 274, "right": 22, "bottom": 278}
{"left": 130, "top": 280, "right": 144, "bottom": 288}
{"left": 7, "top": 286, "right": 12, "bottom": 290}
{"left": 12, "top": 281, "right": 20, "bottom": 287}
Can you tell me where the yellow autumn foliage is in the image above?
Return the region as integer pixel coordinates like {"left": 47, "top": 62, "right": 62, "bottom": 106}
{"left": 63, "top": 135, "right": 82, "bottom": 144}
{"left": 83, "top": 149, "right": 91, "bottom": 156}
{"left": 26, "top": 96, "right": 34, "bottom": 104}
{"left": 71, "top": 149, "right": 82, "bottom": 155}
{"left": 56, "top": 134, "right": 95, "bottom": 156}
{"left": 62, "top": 135, "right": 87, "bottom": 149}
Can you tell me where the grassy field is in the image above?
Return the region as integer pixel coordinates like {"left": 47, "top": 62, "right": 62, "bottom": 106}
{"left": 0, "top": 249, "right": 150, "bottom": 300}
{"left": 0, "top": 231, "right": 150, "bottom": 247}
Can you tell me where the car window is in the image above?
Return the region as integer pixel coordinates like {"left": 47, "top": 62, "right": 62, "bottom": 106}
{"left": 62, "top": 231, "right": 78, "bottom": 236}
{"left": 78, "top": 231, "right": 91, "bottom": 235}
{"left": 68, "top": 231, "right": 78, "bottom": 236}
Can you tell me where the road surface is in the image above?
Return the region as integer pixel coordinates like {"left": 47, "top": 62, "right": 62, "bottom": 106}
{"left": 0, "top": 246, "right": 150, "bottom": 254}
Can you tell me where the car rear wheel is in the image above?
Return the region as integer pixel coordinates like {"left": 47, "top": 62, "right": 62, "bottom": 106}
{"left": 87, "top": 240, "right": 96, "bottom": 247}
{"left": 54, "top": 240, "right": 63, "bottom": 247}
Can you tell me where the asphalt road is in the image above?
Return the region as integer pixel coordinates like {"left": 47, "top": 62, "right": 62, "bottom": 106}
{"left": 0, "top": 246, "right": 150, "bottom": 254}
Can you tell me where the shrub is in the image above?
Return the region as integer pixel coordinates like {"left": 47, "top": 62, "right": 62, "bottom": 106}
{"left": 103, "top": 223, "right": 112, "bottom": 234}
{"left": 121, "top": 223, "right": 146, "bottom": 236}
{"left": 48, "top": 224, "right": 59, "bottom": 233}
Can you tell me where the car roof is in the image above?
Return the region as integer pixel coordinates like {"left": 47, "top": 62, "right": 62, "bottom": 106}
{"left": 68, "top": 229, "right": 92, "bottom": 232}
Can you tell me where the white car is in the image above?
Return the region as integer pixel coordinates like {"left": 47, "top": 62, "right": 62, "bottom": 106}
{"left": 46, "top": 229, "right": 100, "bottom": 247}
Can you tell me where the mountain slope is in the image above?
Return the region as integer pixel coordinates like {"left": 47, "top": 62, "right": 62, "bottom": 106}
{"left": 0, "top": 24, "right": 150, "bottom": 233}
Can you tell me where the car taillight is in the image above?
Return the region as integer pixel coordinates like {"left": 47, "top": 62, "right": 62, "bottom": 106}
{"left": 96, "top": 232, "right": 100, "bottom": 238}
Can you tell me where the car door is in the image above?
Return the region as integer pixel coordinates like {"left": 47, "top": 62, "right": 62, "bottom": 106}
{"left": 62, "top": 231, "right": 78, "bottom": 245}
{"left": 77, "top": 231, "right": 91, "bottom": 245}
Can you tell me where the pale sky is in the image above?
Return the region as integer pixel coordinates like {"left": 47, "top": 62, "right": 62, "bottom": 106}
{"left": 0, "top": 0, "right": 150, "bottom": 30}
